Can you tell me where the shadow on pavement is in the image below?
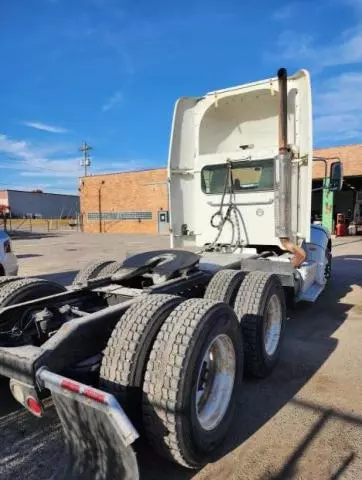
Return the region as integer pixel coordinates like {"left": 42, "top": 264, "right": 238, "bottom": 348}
{"left": 8, "top": 231, "right": 67, "bottom": 240}
{"left": 270, "top": 398, "right": 362, "bottom": 480}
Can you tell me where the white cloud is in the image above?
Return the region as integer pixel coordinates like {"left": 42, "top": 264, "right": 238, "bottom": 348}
{"left": 271, "top": 29, "right": 362, "bottom": 71}
{"left": 0, "top": 134, "right": 153, "bottom": 191}
{"left": 19, "top": 162, "right": 83, "bottom": 178}
{"left": 315, "top": 72, "right": 362, "bottom": 115}
{"left": 0, "top": 134, "right": 81, "bottom": 177}
{"left": 266, "top": 1, "right": 362, "bottom": 143}
{"left": 314, "top": 114, "right": 362, "bottom": 140}
{"left": 102, "top": 91, "right": 123, "bottom": 112}
{"left": 270, "top": 0, "right": 362, "bottom": 71}
{"left": 23, "top": 121, "right": 68, "bottom": 134}
{"left": 314, "top": 72, "right": 362, "bottom": 141}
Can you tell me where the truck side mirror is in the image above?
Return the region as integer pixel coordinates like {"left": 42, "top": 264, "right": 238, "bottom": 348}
{"left": 329, "top": 161, "right": 343, "bottom": 192}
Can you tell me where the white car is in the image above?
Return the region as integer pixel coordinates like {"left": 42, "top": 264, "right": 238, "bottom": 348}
{"left": 0, "top": 230, "right": 18, "bottom": 276}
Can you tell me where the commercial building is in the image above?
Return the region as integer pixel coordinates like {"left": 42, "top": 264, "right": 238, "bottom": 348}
{"left": 80, "top": 168, "right": 168, "bottom": 234}
{"left": 0, "top": 189, "right": 80, "bottom": 218}
{"left": 80, "top": 144, "right": 362, "bottom": 234}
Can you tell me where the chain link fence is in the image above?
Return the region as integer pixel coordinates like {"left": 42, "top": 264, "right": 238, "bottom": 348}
{"left": 1, "top": 216, "right": 82, "bottom": 233}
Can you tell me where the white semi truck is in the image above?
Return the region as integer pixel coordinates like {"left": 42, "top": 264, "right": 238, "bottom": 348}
{"left": 0, "top": 68, "right": 342, "bottom": 479}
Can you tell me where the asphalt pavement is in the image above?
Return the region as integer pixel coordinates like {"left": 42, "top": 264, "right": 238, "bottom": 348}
{"left": 0, "top": 232, "right": 361, "bottom": 479}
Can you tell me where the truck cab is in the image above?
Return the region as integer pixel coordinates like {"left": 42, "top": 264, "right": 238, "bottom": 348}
{"left": 168, "top": 69, "right": 312, "bottom": 249}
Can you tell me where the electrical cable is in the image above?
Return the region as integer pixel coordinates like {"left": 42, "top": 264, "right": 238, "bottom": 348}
{"left": 198, "top": 160, "right": 244, "bottom": 254}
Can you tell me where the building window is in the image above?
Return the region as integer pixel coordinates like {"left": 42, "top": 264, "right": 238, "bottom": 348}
{"left": 87, "top": 211, "right": 152, "bottom": 221}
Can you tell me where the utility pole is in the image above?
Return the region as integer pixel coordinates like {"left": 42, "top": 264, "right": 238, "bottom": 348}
{"left": 80, "top": 141, "right": 92, "bottom": 176}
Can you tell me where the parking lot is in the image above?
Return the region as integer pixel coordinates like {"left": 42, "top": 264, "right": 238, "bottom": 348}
{"left": 1, "top": 232, "right": 361, "bottom": 479}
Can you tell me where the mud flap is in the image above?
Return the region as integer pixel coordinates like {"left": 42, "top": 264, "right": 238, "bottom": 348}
{"left": 52, "top": 394, "right": 139, "bottom": 480}
{"left": 30, "top": 369, "right": 139, "bottom": 480}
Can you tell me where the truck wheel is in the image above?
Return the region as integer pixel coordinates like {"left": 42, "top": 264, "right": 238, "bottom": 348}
{"left": 204, "top": 269, "right": 245, "bottom": 306}
{"left": 0, "top": 278, "right": 66, "bottom": 336}
{"left": 99, "top": 294, "right": 183, "bottom": 423}
{"left": 0, "top": 276, "right": 23, "bottom": 288}
{"left": 0, "top": 278, "right": 66, "bottom": 307}
{"left": 324, "top": 250, "right": 332, "bottom": 283}
{"left": 97, "top": 261, "right": 122, "bottom": 277}
{"left": 234, "top": 271, "right": 286, "bottom": 378}
{"left": 72, "top": 259, "right": 116, "bottom": 284}
{"left": 143, "top": 298, "right": 243, "bottom": 469}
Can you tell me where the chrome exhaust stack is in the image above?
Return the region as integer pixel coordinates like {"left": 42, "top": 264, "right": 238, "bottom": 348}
{"left": 275, "top": 68, "right": 306, "bottom": 267}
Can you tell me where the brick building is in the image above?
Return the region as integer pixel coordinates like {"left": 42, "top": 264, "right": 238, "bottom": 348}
{"left": 80, "top": 144, "right": 362, "bottom": 234}
{"left": 313, "top": 144, "right": 362, "bottom": 178}
{"left": 80, "top": 168, "right": 168, "bottom": 234}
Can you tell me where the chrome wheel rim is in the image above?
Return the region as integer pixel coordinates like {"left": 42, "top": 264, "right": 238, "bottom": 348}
{"left": 196, "top": 334, "right": 236, "bottom": 431}
{"left": 263, "top": 294, "right": 282, "bottom": 356}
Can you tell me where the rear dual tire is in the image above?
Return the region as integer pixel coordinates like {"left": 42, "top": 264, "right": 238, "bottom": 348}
{"left": 234, "top": 271, "right": 286, "bottom": 378}
{"left": 204, "top": 269, "right": 245, "bottom": 306}
{"left": 101, "top": 270, "right": 285, "bottom": 468}
{"left": 99, "top": 294, "right": 183, "bottom": 423}
{"left": 101, "top": 296, "right": 243, "bottom": 469}
{"left": 142, "top": 298, "right": 243, "bottom": 468}
{"left": 205, "top": 269, "right": 286, "bottom": 378}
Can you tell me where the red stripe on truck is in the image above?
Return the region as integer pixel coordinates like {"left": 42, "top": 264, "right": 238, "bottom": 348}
{"left": 84, "top": 387, "right": 107, "bottom": 404}
{"left": 61, "top": 379, "right": 81, "bottom": 393}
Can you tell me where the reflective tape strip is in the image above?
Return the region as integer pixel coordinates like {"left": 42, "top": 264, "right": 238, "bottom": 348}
{"left": 59, "top": 378, "right": 106, "bottom": 404}
{"left": 60, "top": 379, "right": 81, "bottom": 394}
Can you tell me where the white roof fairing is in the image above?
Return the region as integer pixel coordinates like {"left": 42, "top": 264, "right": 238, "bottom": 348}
{"left": 168, "top": 69, "right": 313, "bottom": 248}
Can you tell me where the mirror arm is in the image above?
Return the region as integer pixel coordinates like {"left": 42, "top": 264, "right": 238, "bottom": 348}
{"left": 313, "top": 156, "right": 343, "bottom": 192}
{"left": 313, "top": 157, "right": 328, "bottom": 179}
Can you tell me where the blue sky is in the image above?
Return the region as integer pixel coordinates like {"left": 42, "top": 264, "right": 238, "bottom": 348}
{"left": 1, "top": 0, "right": 362, "bottom": 193}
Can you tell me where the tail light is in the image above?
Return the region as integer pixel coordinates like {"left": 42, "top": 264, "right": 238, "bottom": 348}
{"left": 26, "top": 396, "right": 43, "bottom": 417}
{"left": 4, "top": 240, "right": 11, "bottom": 253}
{"left": 10, "top": 379, "right": 44, "bottom": 417}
